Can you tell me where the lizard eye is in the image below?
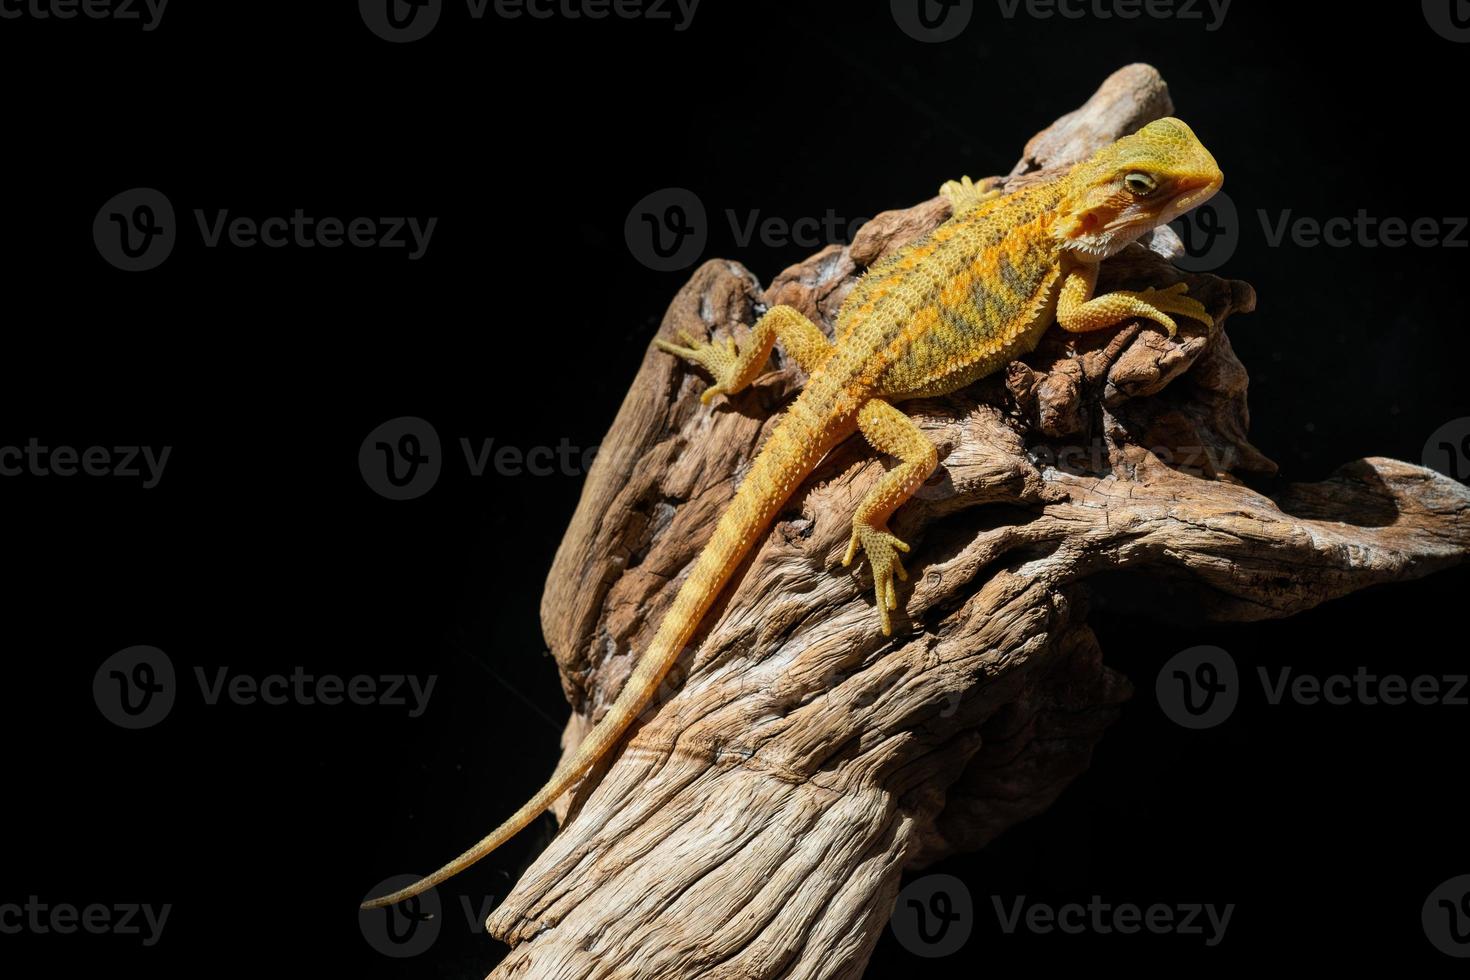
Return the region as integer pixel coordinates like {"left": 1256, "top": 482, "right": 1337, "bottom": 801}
{"left": 1124, "top": 171, "right": 1158, "bottom": 197}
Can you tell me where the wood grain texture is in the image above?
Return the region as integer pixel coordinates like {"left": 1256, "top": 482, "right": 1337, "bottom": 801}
{"left": 484, "top": 64, "right": 1470, "bottom": 979}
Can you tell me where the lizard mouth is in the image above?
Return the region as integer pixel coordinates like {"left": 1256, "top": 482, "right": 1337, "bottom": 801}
{"left": 1161, "top": 174, "right": 1223, "bottom": 223}
{"left": 1101, "top": 175, "right": 1223, "bottom": 237}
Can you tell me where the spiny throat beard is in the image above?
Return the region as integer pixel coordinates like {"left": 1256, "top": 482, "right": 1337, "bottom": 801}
{"left": 1057, "top": 222, "right": 1154, "bottom": 260}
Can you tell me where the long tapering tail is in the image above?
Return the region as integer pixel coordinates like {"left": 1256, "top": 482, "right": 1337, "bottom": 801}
{"left": 360, "top": 406, "right": 836, "bottom": 910}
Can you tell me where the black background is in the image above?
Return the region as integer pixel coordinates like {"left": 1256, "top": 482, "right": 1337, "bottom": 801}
{"left": 2, "top": 1, "right": 1467, "bottom": 976}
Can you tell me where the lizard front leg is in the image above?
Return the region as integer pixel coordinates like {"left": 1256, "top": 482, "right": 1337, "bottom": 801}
{"left": 655, "top": 304, "right": 834, "bottom": 403}
{"left": 938, "top": 174, "right": 1003, "bottom": 215}
{"left": 1056, "top": 262, "right": 1211, "bottom": 338}
{"left": 843, "top": 398, "right": 938, "bottom": 636}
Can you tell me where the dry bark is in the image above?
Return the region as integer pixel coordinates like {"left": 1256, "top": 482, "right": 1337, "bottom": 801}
{"left": 483, "top": 64, "right": 1470, "bottom": 979}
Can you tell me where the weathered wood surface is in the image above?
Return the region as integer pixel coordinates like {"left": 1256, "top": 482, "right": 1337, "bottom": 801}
{"left": 484, "top": 64, "right": 1470, "bottom": 979}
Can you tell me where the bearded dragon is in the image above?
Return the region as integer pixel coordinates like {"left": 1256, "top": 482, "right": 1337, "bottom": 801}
{"left": 362, "top": 116, "right": 1223, "bottom": 909}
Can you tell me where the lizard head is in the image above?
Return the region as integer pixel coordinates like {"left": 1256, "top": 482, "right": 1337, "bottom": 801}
{"left": 1054, "top": 116, "right": 1223, "bottom": 260}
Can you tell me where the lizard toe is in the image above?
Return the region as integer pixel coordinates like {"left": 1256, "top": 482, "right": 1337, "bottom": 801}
{"left": 850, "top": 521, "right": 910, "bottom": 636}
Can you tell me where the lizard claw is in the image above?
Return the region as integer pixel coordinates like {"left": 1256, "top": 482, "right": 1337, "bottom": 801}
{"left": 939, "top": 174, "right": 1003, "bottom": 215}
{"left": 1138, "top": 283, "right": 1212, "bottom": 336}
{"left": 655, "top": 329, "right": 745, "bottom": 402}
{"left": 844, "top": 520, "right": 911, "bottom": 637}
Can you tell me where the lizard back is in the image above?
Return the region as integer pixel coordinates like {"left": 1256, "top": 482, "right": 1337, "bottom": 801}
{"left": 832, "top": 179, "right": 1069, "bottom": 401}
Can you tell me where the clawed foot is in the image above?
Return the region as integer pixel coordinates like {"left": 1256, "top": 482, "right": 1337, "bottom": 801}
{"left": 655, "top": 329, "right": 743, "bottom": 404}
{"left": 1135, "top": 282, "right": 1211, "bottom": 338}
{"left": 843, "top": 520, "right": 910, "bottom": 637}
{"left": 938, "top": 174, "right": 1003, "bottom": 215}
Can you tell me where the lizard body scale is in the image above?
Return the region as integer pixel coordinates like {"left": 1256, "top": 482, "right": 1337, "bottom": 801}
{"left": 361, "top": 116, "right": 1223, "bottom": 909}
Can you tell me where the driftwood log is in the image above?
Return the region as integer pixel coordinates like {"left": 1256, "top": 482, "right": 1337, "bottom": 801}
{"left": 484, "top": 64, "right": 1470, "bottom": 979}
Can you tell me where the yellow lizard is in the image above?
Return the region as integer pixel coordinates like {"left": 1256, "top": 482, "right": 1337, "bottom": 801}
{"left": 361, "top": 116, "right": 1223, "bottom": 909}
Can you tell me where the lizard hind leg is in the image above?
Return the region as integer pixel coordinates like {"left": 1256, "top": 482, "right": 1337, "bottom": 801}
{"left": 842, "top": 398, "right": 939, "bottom": 636}
{"left": 655, "top": 304, "right": 833, "bottom": 404}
